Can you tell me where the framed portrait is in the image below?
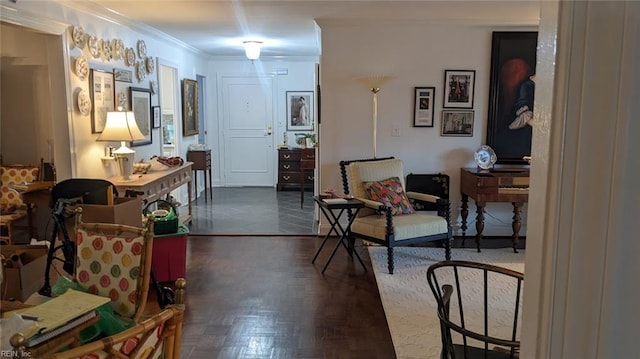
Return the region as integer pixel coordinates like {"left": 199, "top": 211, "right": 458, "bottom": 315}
{"left": 413, "top": 86, "right": 435, "bottom": 127}
{"left": 129, "top": 87, "right": 152, "bottom": 146}
{"left": 182, "top": 78, "right": 199, "bottom": 136}
{"left": 443, "top": 70, "right": 475, "bottom": 109}
{"left": 286, "top": 91, "right": 314, "bottom": 131}
{"left": 441, "top": 110, "right": 474, "bottom": 137}
{"left": 487, "top": 31, "right": 538, "bottom": 164}
{"left": 152, "top": 106, "right": 160, "bottom": 128}
{"left": 89, "top": 69, "right": 115, "bottom": 133}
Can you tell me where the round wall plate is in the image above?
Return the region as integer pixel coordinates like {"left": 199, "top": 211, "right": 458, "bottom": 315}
{"left": 474, "top": 145, "right": 497, "bottom": 170}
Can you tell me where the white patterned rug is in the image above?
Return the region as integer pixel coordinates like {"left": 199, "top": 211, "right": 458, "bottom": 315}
{"left": 368, "top": 246, "right": 525, "bottom": 359}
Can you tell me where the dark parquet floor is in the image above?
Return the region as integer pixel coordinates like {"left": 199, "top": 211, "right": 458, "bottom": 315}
{"left": 149, "top": 187, "right": 396, "bottom": 358}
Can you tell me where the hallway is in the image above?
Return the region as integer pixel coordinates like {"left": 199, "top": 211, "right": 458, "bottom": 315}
{"left": 189, "top": 187, "right": 317, "bottom": 235}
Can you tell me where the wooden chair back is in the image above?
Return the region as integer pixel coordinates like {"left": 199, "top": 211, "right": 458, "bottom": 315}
{"left": 74, "top": 209, "right": 154, "bottom": 323}
{"left": 427, "top": 260, "right": 524, "bottom": 359}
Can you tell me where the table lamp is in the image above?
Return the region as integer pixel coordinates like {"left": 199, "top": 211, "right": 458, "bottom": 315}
{"left": 97, "top": 109, "right": 145, "bottom": 181}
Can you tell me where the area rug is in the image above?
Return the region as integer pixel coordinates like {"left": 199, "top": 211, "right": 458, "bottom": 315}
{"left": 368, "top": 246, "right": 525, "bottom": 359}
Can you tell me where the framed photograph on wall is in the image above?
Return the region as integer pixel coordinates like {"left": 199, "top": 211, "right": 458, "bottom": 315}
{"left": 152, "top": 106, "right": 160, "bottom": 129}
{"left": 113, "top": 68, "right": 132, "bottom": 83}
{"left": 130, "top": 87, "right": 152, "bottom": 146}
{"left": 413, "top": 87, "right": 435, "bottom": 127}
{"left": 182, "top": 78, "right": 199, "bottom": 136}
{"left": 487, "top": 31, "right": 538, "bottom": 164}
{"left": 286, "top": 91, "right": 314, "bottom": 131}
{"left": 441, "top": 110, "right": 474, "bottom": 137}
{"left": 89, "top": 69, "right": 115, "bottom": 133}
{"left": 443, "top": 70, "right": 475, "bottom": 109}
{"left": 114, "top": 81, "right": 130, "bottom": 110}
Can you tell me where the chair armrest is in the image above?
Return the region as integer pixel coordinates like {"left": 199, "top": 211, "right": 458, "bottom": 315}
{"left": 355, "top": 197, "right": 385, "bottom": 210}
{"left": 406, "top": 191, "right": 440, "bottom": 203}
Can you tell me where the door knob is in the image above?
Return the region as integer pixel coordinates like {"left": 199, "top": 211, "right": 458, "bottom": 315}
{"left": 265, "top": 125, "right": 273, "bottom": 136}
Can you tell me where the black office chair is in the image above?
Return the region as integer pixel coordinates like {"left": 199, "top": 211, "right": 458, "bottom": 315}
{"left": 40, "top": 179, "right": 118, "bottom": 296}
{"left": 427, "top": 260, "right": 524, "bottom": 359}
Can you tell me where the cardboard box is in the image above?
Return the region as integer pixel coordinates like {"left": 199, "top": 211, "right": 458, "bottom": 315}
{"left": 78, "top": 197, "right": 142, "bottom": 228}
{"left": 1, "top": 245, "right": 49, "bottom": 301}
{"left": 151, "top": 225, "right": 188, "bottom": 282}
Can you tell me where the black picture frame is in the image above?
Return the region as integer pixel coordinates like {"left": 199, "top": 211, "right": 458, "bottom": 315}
{"left": 413, "top": 87, "right": 435, "bottom": 127}
{"left": 130, "top": 87, "right": 152, "bottom": 146}
{"left": 441, "top": 110, "right": 474, "bottom": 137}
{"left": 443, "top": 70, "right": 475, "bottom": 109}
{"left": 152, "top": 106, "right": 160, "bottom": 129}
{"left": 487, "top": 31, "right": 538, "bottom": 164}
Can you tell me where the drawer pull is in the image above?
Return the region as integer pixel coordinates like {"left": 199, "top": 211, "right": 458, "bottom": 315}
{"left": 284, "top": 154, "right": 291, "bottom": 159}
{"left": 283, "top": 175, "right": 291, "bottom": 181}
{"left": 283, "top": 164, "right": 290, "bottom": 169}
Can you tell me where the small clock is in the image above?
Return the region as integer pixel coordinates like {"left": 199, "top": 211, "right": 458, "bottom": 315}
{"left": 474, "top": 145, "right": 497, "bottom": 170}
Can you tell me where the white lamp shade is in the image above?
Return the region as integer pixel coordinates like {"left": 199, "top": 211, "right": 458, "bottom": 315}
{"left": 97, "top": 111, "right": 145, "bottom": 142}
{"left": 243, "top": 41, "right": 262, "bottom": 60}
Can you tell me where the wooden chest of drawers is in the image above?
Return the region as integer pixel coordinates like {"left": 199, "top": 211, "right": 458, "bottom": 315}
{"left": 277, "top": 148, "right": 314, "bottom": 191}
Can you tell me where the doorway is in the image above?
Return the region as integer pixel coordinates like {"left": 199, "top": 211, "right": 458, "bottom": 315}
{"left": 219, "top": 74, "right": 275, "bottom": 186}
{"left": 157, "top": 59, "right": 180, "bottom": 157}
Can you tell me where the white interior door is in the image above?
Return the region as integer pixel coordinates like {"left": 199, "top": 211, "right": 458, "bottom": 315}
{"left": 222, "top": 75, "right": 275, "bottom": 186}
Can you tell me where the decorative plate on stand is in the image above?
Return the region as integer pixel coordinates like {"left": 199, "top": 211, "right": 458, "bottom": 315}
{"left": 474, "top": 145, "right": 497, "bottom": 170}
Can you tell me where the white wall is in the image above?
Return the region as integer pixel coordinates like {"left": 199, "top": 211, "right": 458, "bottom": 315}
{"left": 319, "top": 21, "right": 536, "bottom": 236}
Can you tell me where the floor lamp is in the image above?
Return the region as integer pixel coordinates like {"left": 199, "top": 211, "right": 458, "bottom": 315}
{"left": 97, "top": 110, "right": 145, "bottom": 181}
{"left": 356, "top": 75, "right": 394, "bottom": 158}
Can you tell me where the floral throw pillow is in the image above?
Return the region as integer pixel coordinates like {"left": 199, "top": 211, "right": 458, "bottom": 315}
{"left": 363, "top": 177, "right": 415, "bottom": 216}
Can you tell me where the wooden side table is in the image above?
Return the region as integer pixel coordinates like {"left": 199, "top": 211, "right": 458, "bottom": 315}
{"left": 187, "top": 150, "right": 212, "bottom": 202}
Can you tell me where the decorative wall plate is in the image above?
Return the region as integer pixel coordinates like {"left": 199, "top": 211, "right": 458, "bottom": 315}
{"left": 111, "top": 39, "right": 125, "bottom": 61}
{"left": 137, "top": 39, "right": 147, "bottom": 58}
{"left": 77, "top": 90, "right": 92, "bottom": 116}
{"left": 102, "top": 39, "right": 112, "bottom": 61}
{"left": 474, "top": 145, "right": 497, "bottom": 170}
{"left": 135, "top": 61, "right": 146, "bottom": 82}
{"left": 125, "top": 48, "right": 136, "bottom": 67}
{"left": 74, "top": 56, "right": 89, "bottom": 80}
{"left": 145, "top": 57, "right": 155, "bottom": 74}
{"left": 149, "top": 80, "right": 158, "bottom": 94}
{"left": 72, "top": 25, "right": 85, "bottom": 47}
{"left": 87, "top": 35, "right": 100, "bottom": 58}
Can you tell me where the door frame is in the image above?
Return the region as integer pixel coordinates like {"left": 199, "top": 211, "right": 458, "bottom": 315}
{"left": 216, "top": 73, "right": 277, "bottom": 187}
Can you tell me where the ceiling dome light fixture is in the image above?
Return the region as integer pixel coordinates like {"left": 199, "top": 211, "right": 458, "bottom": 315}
{"left": 243, "top": 40, "right": 262, "bottom": 61}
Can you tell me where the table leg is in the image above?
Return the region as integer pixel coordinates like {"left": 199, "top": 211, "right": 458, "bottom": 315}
{"left": 460, "top": 194, "right": 469, "bottom": 248}
{"left": 312, "top": 207, "right": 343, "bottom": 264}
{"left": 27, "top": 203, "right": 36, "bottom": 239}
{"left": 300, "top": 169, "right": 305, "bottom": 209}
{"left": 194, "top": 170, "right": 199, "bottom": 202}
{"left": 187, "top": 177, "right": 193, "bottom": 224}
{"left": 208, "top": 166, "right": 213, "bottom": 201}
{"left": 511, "top": 202, "right": 523, "bottom": 253}
{"left": 474, "top": 201, "right": 486, "bottom": 252}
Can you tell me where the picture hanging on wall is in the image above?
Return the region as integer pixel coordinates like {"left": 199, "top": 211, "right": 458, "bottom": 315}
{"left": 286, "top": 91, "right": 314, "bottom": 131}
{"left": 89, "top": 69, "right": 115, "bottom": 133}
{"left": 130, "top": 87, "right": 152, "bottom": 146}
{"left": 182, "top": 78, "right": 199, "bottom": 136}
{"left": 443, "top": 70, "right": 475, "bottom": 109}
{"left": 441, "top": 110, "right": 474, "bottom": 137}
{"left": 413, "top": 86, "right": 435, "bottom": 127}
{"left": 486, "top": 31, "right": 538, "bottom": 164}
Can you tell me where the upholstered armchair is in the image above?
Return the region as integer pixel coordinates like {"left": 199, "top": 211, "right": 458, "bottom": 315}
{"left": 340, "top": 157, "right": 452, "bottom": 274}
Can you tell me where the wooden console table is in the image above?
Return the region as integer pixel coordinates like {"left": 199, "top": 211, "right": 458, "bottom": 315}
{"left": 460, "top": 167, "right": 529, "bottom": 253}
{"left": 187, "top": 149, "right": 212, "bottom": 202}
{"left": 107, "top": 162, "right": 193, "bottom": 224}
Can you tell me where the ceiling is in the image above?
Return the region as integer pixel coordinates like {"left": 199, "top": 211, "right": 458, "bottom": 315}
{"left": 80, "top": 0, "right": 540, "bottom": 58}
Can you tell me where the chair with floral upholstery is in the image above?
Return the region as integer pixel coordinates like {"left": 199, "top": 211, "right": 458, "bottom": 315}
{"left": 0, "top": 164, "right": 39, "bottom": 243}
{"left": 73, "top": 208, "right": 154, "bottom": 323}
{"left": 339, "top": 157, "right": 452, "bottom": 274}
